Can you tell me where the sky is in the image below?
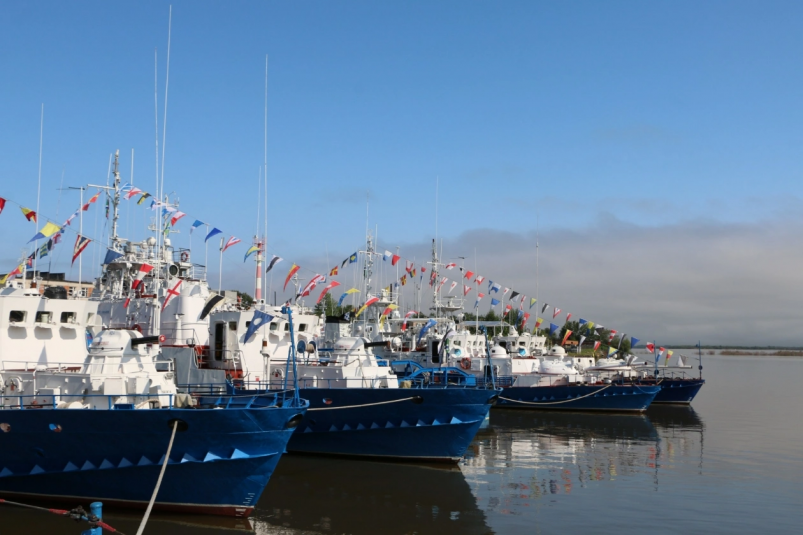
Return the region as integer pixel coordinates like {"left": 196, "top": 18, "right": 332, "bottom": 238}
{"left": 1, "top": 1, "right": 802, "bottom": 345}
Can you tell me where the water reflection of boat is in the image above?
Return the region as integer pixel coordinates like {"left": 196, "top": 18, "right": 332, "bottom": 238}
{"left": 646, "top": 405, "right": 705, "bottom": 432}
{"left": 253, "top": 456, "right": 490, "bottom": 535}
{"left": 489, "top": 408, "right": 658, "bottom": 442}
{"left": 95, "top": 512, "right": 255, "bottom": 533}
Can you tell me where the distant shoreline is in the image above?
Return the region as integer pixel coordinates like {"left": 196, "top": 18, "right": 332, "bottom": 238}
{"left": 635, "top": 348, "right": 803, "bottom": 357}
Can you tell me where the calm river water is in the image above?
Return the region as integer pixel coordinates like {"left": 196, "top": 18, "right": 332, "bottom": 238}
{"left": 4, "top": 355, "right": 801, "bottom": 534}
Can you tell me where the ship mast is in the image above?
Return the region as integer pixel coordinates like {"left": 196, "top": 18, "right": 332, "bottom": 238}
{"left": 88, "top": 150, "right": 122, "bottom": 253}
{"left": 110, "top": 151, "right": 122, "bottom": 250}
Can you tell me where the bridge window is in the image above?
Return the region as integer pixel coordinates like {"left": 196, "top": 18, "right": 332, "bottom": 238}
{"left": 299, "top": 324, "right": 307, "bottom": 332}
{"left": 9, "top": 310, "right": 26, "bottom": 323}
{"left": 60, "top": 312, "right": 76, "bottom": 323}
{"left": 35, "top": 311, "right": 52, "bottom": 323}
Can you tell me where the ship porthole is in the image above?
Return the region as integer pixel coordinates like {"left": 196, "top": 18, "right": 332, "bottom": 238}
{"left": 411, "top": 396, "right": 424, "bottom": 405}
{"left": 0, "top": 423, "right": 9, "bottom": 432}
{"left": 285, "top": 414, "right": 304, "bottom": 429}
{"left": 49, "top": 424, "right": 62, "bottom": 432}
{"left": 167, "top": 419, "right": 189, "bottom": 432}
{"left": 322, "top": 398, "right": 333, "bottom": 405}
{"left": 487, "top": 395, "right": 499, "bottom": 405}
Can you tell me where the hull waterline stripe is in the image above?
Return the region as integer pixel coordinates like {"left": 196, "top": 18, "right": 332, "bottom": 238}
{"left": 498, "top": 383, "right": 615, "bottom": 405}
{"left": 308, "top": 396, "right": 418, "bottom": 411}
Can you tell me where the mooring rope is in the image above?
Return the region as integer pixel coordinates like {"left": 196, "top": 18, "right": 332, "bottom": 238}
{"left": 0, "top": 498, "right": 125, "bottom": 533}
{"left": 135, "top": 419, "right": 178, "bottom": 535}
{"left": 498, "top": 383, "right": 615, "bottom": 405}
{"left": 308, "top": 396, "right": 418, "bottom": 411}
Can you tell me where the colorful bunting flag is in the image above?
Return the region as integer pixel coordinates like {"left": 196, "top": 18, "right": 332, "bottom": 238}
{"left": 541, "top": 303, "right": 549, "bottom": 314}
{"left": 552, "top": 307, "right": 561, "bottom": 319}
{"left": 463, "top": 284, "right": 472, "bottom": 296}
{"left": 464, "top": 270, "right": 474, "bottom": 280}
{"left": 665, "top": 349, "right": 673, "bottom": 365}
{"left": 205, "top": 227, "right": 222, "bottom": 242}
{"left": 402, "top": 310, "right": 418, "bottom": 331}
{"left": 317, "top": 281, "right": 341, "bottom": 305}
{"left": 28, "top": 222, "right": 62, "bottom": 243}
{"left": 170, "top": 211, "right": 186, "bottom": 226}
{"left": 608, "top": 329, "right": 617, "bottom": 342}
{"left": 21, "top": 207, "right": 36, "bottom": 223}
{"left": 565, "top": 313, "right": 572, "bottom": 322}
{"left": 646, "top": 342, "right": 655, "bottom": 353}
{"left": 244, "top": 309, "right": 275, "bottom": 342}
{"left": 608, "top": 346, "right": 617, "bottom": 357}
{"left": 510, "top": 291, "right": 519, "bottom": 301}
{"left": 71, "top": 235, "right": 90, "bottom": 265}
{"left": 630, "top": 336, "right": 640, "bottom": 348}
{"left": 349, "top": 252, "right": 358, "bottom": 263}
{"left": 548, "top": 323, "right": 559, "bottom": 336}
{"left": 383, "top": 250, "right": 392, "bottom": 261}
{"left": 474, "top": 292, "right": 485, "bottom": 308}
{"left": 103, "top": 249, "right": 124, "bottom": 265}
{"left": 190, "top": 220, "right": 204, "bottom": 233}
{"left": 562, "top": 330, "right": 572, "bottom": 346}
{"left": 448, "top": 281, "right": 457, "bottom": 293}
{"left": 337, "top": 288, "right": 359, "bottom": 307}
{"left": 329, "top": 266, "right": 338, "bottom": 277}
{"left": 416, "top": 319, "right": 437, "bottom": 345}
{"left": 445, "top": 263, "right": 456, "bottom": 270}
{"left": 243, "top": 245, "right": 260, "bottom": 262}
{"left": 161, "top": 280, "right": 183, "bottom": 312}
{"left": 125, "top": 187, "right": 143, "bottom": 200}
{"left": 474, "top": 275, "right": 485, "bottom": 284}
{"left": 88, "top": 191, "right": 101, "bottom": 204}
{"left": 266, "top": 255, "right": 283, "bottom": 273}
{"left": 391, "top": 254, "right": 400, "bottom": 266}
{"left": 355, "top": 296, "right": 380, "bottom": 318}
{"left": 222, "top": 237, "right": 241, "bottom": 252}
{"left": 299, "top": 274, "right": 326, "bottom": 298}
{"left": 490, "top": 298, "right": 500, "bottom": 307}
{"left": 0, "top": 197, "right": 5, "bottom": 215}
{"left": 535, "top": 317, "right": 543, "bottom": 328}
{"left": 132, "top": 263, "right": 154, "bottom": 289}
{"left": 284, "top": 264, "right": 300, "bottom": 290}
{"left": 529, "top": 298, "right": 537, "bottom": 309}
{"left": 137, "top": 193, "right": 151, "bottom": 205}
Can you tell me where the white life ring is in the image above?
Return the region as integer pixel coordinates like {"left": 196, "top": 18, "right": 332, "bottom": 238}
{"left": 459, "top": 358, "right": 472, "bottom": 371}
{"left": 180, "top": 251, "right": 190, "bottom": 263}
{"left": 272, "top": 368, "right": 284, "bottom": 379}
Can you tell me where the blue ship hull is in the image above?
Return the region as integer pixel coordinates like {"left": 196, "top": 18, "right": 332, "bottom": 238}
{"left": 494, "top": 383, "right": 660, "bottom": 412}
{"left": 0, "top": 403, "right": 305, "bottom": 517}
{"left": 650, "top": 378, "right": 705, "bottom": 404}
{"left": 232, "top": 386, "right": 497, "bottom": 462}
{"left": 291, "top": 387, "right": 496, "bottom": 462}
